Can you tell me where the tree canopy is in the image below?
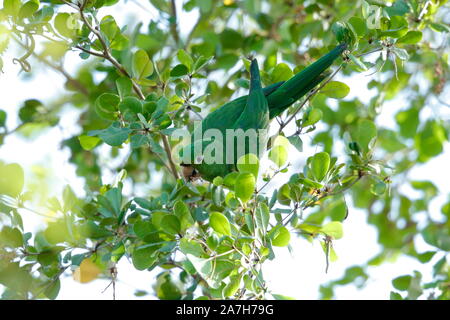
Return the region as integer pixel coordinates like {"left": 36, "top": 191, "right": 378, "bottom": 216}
{"left": 0, "top": 0, "right": 449, "bottom": 300}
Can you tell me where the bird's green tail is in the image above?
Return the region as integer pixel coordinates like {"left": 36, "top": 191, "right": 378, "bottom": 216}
{"left": 250, "top": 59, "right": 262, "bottom": 91}
{"left": 267, "top": 43, "right": 347, "bottom": 118}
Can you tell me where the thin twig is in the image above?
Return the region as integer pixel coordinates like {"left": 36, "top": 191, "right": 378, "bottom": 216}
{"left": 355, "top": 47, "right": 383, "bottom": 58}
{"left": 74, "top": 45, "right": 106, "bottom": 58}
{"left": 161, "top": 133, "right": 181, "bottom": 179}
{"left": 279, "top": 65, "right": 343, "bottom": 133}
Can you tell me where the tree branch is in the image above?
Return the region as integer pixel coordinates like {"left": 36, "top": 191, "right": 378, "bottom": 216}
{"left": 169, "top": 0, "right": 181, "bottom": 46}
{"left": 74, "top": 1, "right": 180, "bottom": 180}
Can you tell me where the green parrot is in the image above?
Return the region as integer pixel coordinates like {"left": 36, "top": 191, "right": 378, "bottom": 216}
{"left": 180, "top": 44, "right": 346, "bottom": 182}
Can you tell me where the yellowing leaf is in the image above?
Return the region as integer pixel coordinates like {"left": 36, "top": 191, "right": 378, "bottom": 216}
{"left": 78, "top": 135, "right": 101, "bottom": 151}
{"left": 73, "top": 259, "right": 101, "bottom": 283}
{"left": 0, "top": 162, "right": 24, "bottom": 197}
{"left": 269, "top": 145, "right": 288, "bottom": 167}
{"left": 321, "top": 221, "right": 344, "bottom": 240}
{"left": 272, "top": 226, "right": 290, "bottom": 247}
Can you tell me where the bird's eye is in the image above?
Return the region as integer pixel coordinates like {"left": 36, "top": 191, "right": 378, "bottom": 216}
{"left": 195, "top": 155, "right": 204, "bottom": 163}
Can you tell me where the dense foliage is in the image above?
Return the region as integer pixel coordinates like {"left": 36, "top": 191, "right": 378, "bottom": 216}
{"left": 0, "top": 0, "right": 449, "bottom": 300}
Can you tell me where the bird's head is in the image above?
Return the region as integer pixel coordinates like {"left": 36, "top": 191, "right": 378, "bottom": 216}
{"left": 180, "top": 163, "right": 201, "bottom": 182}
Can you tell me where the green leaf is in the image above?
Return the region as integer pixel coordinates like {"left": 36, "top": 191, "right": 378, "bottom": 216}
{"left": 160, "top": 215, "right": 181, "bottom": 235}
{"left": 132, "top": 49, "right": 154, "bottom": 79}
{"left": 271, "top": 226, "right": 290, "bottom": 247}
{"left": 155, "top": 273, "right": 182, "bottom": 300}
{"left": 179, "top": 238, "right": 204, "bottom": 257}
{"left": 95, "top": 93, "right": 120, "bottom": 120}
{"left": 380, "top": 16, "right": 408, "bottom": 38}
{"left": 54, "top": 13, "right": 74, "bottom": 38}
{"left": 62, "top": 185, "right": 77, "bottom": 213}
{"left": 130, "top": 134, "right": 148, "bottom": 148}
{"left": 348, "top": 16, "right": 367, "bottom": 37}
{"left": 269, "top": 145, "right": 288, "bottom": 168}
{"left": 351, "top": 119, "right": 377, "bottom": 153}
{"left": 220, "top": 28, "right": 243, "bottom": 50}
{"left": 0, "top": 226, "right": 23, "bottom": 248}
{"left": 119, "top": 96, "right": 143, "bottom": 119}
{"left": 415, "top": 120, "right": 446, "bottom": 162}
{"left": 309, "top": 152, "right": 330, "bottom": 182}
{"left": 287, "top": 135, "right": 303, "bottom": 152}
{"left": 255, "top": 203, "right": 270, "bottom": 234}
{"left": 173, "top": 200, "right": 194, "bottom": 231}
{"left": 320, "top": 221, "right": 343, "bottom": 239}
{"left": 19, "top": 0, "right": 40, "bottom": 20}
{"left": 0, "top": 163, "right": 24, "bottom": 197}
{"left": 237, "top": 154, "right": 259, "bottom": 178}
{"left": 303, "top": 108, "right": 323, "bottom": 127}
{"left": 44, "top": 279, "right": 60, "bottom": 300}
{"left": 4, "top": 0, "right": 22, "bottom": 16}
{"left": 170, "top": 64, "right": 189, "bottom": 77}
{"left": 116, "top": 77, "right": 132, "bottom": 99}
{"left": 223, "top": 275, "right": 242, "bottom": 298}
{"left": 177, "top": 49, "right": 194, "bottom": 71}
{"left": 209, "top": 212, "right": 231, "bottom": 236}
{"left": 371, "top": 181, "right": 387, "bottom": 196}
{"left": 396, "top": 31, "right": 422, "bottom": 44}
{"left": 133, "top": 220, "right": 153, "bottom": 239}
{"left": 396, "top": 107, "right": 419, "bottom": 138}
{"left": 100, "top": 15, "right": 128, "bottom": 50}
{"left": 97, "top": 122, "right": 131, "bottom": 147}
{"left": 391, "top": 47, "right": 409, "bottom": 61}
{"left": 429, "top": 22, "right": 450, "bottom": 33}
{"left": 235, "top": 78, "right": 250, "bottom": 89}
{"left": 197, "top": 0, "right": 212, "bottom": 13}
{"left": 385, "top": 0, "right": 410, "bottom": 17}
{"left": 392, "top": 275, "right": 411, "bottom": 291}
{"left": 348, "top": 54, "right": 368, "bottom": 71}
{"left": 132, "top": 246, "right": 157, "bottom": 270}
{"left": 185, "top": 254, "right": 220, "bottom": 288}
{"left": 78, "top": 135, "right": 101, "bottom": 151}
{"left": 234, "top": 172, "right": 255, "bottom": 203}
{"left": 223, "top": 172, "right": 239, "bottom": 188}
{"left": 0, "top": 110, "right": 6, "bottom": 127}
{"left": 390, "top": 291, "right": 403, "bottom": 300}
{"left": 149, "top": 0, "right": 170, "bottom": 13}
{"left": 272, "top": 293, "right": 296, "bottom": 300}
{"left": 271, "top": 63, "right": 293, "bottom": 82}
{"left": 103, "top": 187, "right": 122, "bottom": 216}
{"left": 321, "top": 81, "right": 350, "bottom": 99}
{"left": 212, "top": 176, "right": 223, "bottom": 186}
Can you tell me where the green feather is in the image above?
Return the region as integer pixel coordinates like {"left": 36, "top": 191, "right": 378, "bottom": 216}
{"left": 180, "top": 44, "right": 346, "bottom": 181}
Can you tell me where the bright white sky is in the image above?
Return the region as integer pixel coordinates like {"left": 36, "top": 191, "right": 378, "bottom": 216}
{"left": 0, "top": 0, "right": 449, "bottom": 300}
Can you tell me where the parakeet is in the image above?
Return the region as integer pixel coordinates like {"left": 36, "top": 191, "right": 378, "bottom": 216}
{"left": 180, "top": 44, "right": 346, "bottom": 182}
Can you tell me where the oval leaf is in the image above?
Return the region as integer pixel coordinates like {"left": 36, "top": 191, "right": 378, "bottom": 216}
{"left": 234, "top": 172, "right": 255, "bottom": 203}
{"left": 321, "top": 81, "right": 350, "bottom": 99}
{"left": 209, "top": 212, "right": 231, "bottom": 236}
